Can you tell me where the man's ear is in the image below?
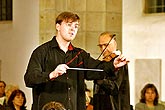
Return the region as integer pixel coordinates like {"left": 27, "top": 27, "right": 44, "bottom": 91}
{"left": 56, "top": 23, "right": 60, "bottom": 31}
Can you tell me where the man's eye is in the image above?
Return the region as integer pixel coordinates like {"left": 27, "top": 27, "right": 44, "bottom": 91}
{"left": 66, "top": 23, "right": 79, "bottom": 29}
{"left": 67, "top": 23, "right": 72, "bottom": 27}
{"left": 75, "top": 25, "right": 79, "bottom": 28}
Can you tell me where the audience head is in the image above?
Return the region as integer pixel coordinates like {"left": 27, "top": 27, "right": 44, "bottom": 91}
{"left": 5, "top": 84, "right": 19, "bottom": 101}
{"left": 85, "top": 88, "right": 91, "bottom": 107}
{"left": 0, "top": 81, "right": 6, "bottom": 97}
{"left": 7, "top": 89, "right": 26, "bottom": 110}
{"left": 140, "top": 83, "right": 159, "bottom": 105}
{"left": 42, "top": 101, "right": 66, "bottom": 110}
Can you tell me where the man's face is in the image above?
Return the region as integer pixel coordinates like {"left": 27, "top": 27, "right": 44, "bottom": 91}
{"left": 0, "top": 82, "right": 5, "bottom": 97}
{"left": 56, "top": 20, "right": 79, "bottom": 42}
{"left": 98, "top": 35, "right": 117, "bottom": 58}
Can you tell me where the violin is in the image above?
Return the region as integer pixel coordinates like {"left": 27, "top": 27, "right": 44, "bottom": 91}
{"left": 103, "top": 50, "right": 121, "bottom": 62}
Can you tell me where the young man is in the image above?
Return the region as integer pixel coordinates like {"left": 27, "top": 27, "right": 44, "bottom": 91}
{"left": 24, "top": 12, "right": 129, "bottom": 110}
{"left": 93, "top": 32, "right": 130, "bottom": 110}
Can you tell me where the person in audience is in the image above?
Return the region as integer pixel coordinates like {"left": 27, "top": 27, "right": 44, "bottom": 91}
{"left": 85, "top": 84, "right": 93, "bottom": 110}
{"left": 6, "top": 89, "right": 27, "bottom": 110}
{"left": 135, "top": 83, "right": 165, "bottom": 110}
{"left": 0, "top": 81, "right": 7, "bottom": 107}
{"left": 5, "top": 85, "right": 19, "bottom": 103}
{"left": 42, "top": 101, "right": 66, "bottom": 110}
{"left": 93, "top": 32, "right": 130, "bottom": 110}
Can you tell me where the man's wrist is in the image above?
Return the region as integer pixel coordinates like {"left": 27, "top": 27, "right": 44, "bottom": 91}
{"left": 49, "top": 71, "right": 58, "bottom": 80}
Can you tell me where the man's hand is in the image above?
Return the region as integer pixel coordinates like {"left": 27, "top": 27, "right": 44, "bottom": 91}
{"left": 113, "top": 54, "right": 129, "bottom": 69}
{"left": 49, "top": 64, "right": 69, "bottom": 80}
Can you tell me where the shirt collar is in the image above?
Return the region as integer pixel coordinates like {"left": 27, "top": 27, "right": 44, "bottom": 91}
{"left": 50, "top": 36, "right": 74, "bottom": 51}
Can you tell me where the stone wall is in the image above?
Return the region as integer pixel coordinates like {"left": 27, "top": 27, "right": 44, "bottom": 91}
{"left": 39, "top": 0, "right": 122, "bottom": 58}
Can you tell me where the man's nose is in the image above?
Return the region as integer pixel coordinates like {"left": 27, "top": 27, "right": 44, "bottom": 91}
{"left": 100, "top": 45, "right": 107, "bottom": 51}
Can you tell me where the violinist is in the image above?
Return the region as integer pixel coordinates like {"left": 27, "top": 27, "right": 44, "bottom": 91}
{"left": 93, "top": 32, "right": 130, "bottom": 110}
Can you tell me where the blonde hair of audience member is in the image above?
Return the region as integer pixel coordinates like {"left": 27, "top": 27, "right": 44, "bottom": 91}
{"left": 7, "top": 89, "right": 27, "bottom": 110}
{"left": 5, "top": 85, "right": 19, "bottom": 102}
{"left": 42, "top": 101, "right": 66, "bottom": 110}
{"left": 85, "top": 89, "right": 91, "bottom": 107}
{"left": 135, "top": 83, "right": 165, "bottom": 110}
{"left": 85, "top": 88, "right": 93, "bottom": 110}
{"left": 0, "top": 81, "right": 6, "bottom": 106}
